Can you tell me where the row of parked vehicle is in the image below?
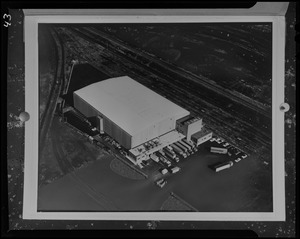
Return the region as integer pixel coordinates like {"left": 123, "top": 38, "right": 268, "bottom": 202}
{"left": 209, "top": 136, "right": 248, "bottom": 163}
{"left": 150, "top": 139, "right": 198, "bottom": 166}
{"left": 149, "top": 139, "right": 200, "bottom": 188}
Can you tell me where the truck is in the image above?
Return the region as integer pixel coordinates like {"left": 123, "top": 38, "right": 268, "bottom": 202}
{"left": 166, "top": 145, "right": 174, "bottom": 152}
{"left": 159, "top": 156, "right": 172, "bottom": 167}
{"left": 164, "top": 147, "right": 176, "bottom": 156}
{"left": 174, "top": 141, "right": 188, "bottom": 153}
{"left": 150, "top": 153, "right": 160, "bottom": 162}
{"left": 164, "top": 150, "right": 179, "bottom": 162}
{"left": 183, "top": 139, "right": 197, "bottom": 152}
{"left": 179, "top": 140, "right": 193, "bottom": 153}
{"left": 164, "top": 150, "right": 176, "bottom": 159}
{"left": 210, "top": 147, "right": 228, "bottom": 154}
{"left": 158, "top": 149, "right": 166, "bottom": 156}
{"left": 178, "top": 140, "right": 193, "bottom": 153}
{"left": 212, "top": 161, "right": 233, "bottom": 172}
{"left": 171, "top": 143, "right": 187, "bottom": 158}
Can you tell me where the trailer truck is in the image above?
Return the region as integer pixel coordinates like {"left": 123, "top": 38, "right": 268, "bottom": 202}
{"left": 179, "top": 140, "right": 193, "bottom": 153}
{"left": 210, "top": 147, "right": 228, "bottom": 154}
{"left": 164, "top": 150, "right": 179, "bottom": 162}
{"left": 171, "top": 143, "right": 187, "bottom": 158}
{"left": 150, "top": 153, "right": 159, "bottom": 162}
{"left": 183, "top": 139, "right": 197, "bottom": 152}
{"left": 212, "top": 161, "right": 233, "bottom": 172}
{"left": 174, "top": 142, "right": 188, "bottom": 153}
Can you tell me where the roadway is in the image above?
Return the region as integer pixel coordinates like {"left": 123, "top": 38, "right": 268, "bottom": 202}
{"left": 39, "top": 28, "right": 64, "bottom": 151}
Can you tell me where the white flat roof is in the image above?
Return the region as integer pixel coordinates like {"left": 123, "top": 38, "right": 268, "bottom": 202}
{"left": 74, "top": 76, "right": 190, "bottom": 136}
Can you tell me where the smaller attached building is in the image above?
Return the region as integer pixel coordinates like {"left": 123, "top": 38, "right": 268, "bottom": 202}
{"left": 176, "top": 116, "right": 203, "bottom": 141}
{"left": 191, "top": 127, "right": 212, "bottom": 146}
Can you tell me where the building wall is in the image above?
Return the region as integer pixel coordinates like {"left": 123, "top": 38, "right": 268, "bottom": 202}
{"left": 103, "top": 115, "right": 132, "bottom": 149}
{"left": 131, "top": 116, "right": 175, "bottom": 148}
{"left": 74, "top": 93, "right": 177, "bottom": 149}
{"left": 74, "top": 93, "right": 132, "bottom": 149}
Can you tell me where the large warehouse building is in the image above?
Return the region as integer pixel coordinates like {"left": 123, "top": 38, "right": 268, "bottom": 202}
{"left": 73, "top": 76, "right": 211, "bottom": 167}
{"left": 74, "top": 76, "right": 190, "bottom": 148}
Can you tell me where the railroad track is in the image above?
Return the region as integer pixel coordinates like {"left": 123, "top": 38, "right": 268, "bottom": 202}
{"left": 70, "top": 27, "right": 271, "bottom": 124}
{"left": 53, "top": 27, "right": 272, "bottom": 157}
{"left": 39, "top": 28, "right": 64, "bottom": 152}
{"left": 82, "top": 27, "right": 271, "bottom": 117}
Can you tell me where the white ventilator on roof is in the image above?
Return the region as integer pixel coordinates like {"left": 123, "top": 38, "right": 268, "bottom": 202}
{"left": 74, "top": 76, "right": 190, "bottom": 136}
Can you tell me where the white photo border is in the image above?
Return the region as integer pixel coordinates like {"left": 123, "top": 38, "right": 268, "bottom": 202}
{"left": 23, "top": 14, "right": 286, "bottom": 221}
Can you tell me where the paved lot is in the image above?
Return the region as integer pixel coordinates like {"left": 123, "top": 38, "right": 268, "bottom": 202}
{"left": 38, "top": 140, "right": 271, "bottom": 212}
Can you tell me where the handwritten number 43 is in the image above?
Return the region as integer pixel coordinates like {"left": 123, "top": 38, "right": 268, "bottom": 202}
{"left": 3, "top": 13, "right": 11, "bottom": 27}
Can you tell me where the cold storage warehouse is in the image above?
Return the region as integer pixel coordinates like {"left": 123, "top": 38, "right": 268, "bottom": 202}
{"left": 73, "top": 76, "right": 190, "bottom": 149}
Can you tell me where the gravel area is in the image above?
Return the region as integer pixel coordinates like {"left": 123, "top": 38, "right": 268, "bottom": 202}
{"left": 160, "top": 193, "right": 197, "bottom": 212}
{"left": 110, "top": 158, "right": 145, "bottom": 180}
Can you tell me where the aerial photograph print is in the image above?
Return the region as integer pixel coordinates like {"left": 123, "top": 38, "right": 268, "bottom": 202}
{"left": 37, "top": 22, "right": 273, "bottom": 213}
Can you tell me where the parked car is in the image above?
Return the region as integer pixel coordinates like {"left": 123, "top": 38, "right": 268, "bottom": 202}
{"left": 159, "top": 168, "right": 168, "bottom": 175}
{"left": 234, "top": 157, "right": 242, "bottom": 163}
{"left": 215, "top": 138, "right": 221, "bottom": 144}
{"left": 222, "top": 142, "right": 230, "bottom": 147}
{"left": 241, "top": 154, "right": 248, "bottom": 159}
{"left": 155, "top": 178, "right": 167, "bottom": 188}
{"left": 209, "top": 137, "right": 216, "bottom": 142}
{"left": 168, "top": 166, "right": 181, "bottom": 174}
{"left": 234, "top": 150, "right": 241, "bottom": 156}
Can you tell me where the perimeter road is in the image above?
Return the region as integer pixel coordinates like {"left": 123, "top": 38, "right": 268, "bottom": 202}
{"left": 170, "top": 192, "right": 199, "bottom": 212}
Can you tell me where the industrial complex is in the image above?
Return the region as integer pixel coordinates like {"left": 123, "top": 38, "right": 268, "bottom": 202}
{"left": 73, "top": 76, "right": 212, "bottom": 168}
